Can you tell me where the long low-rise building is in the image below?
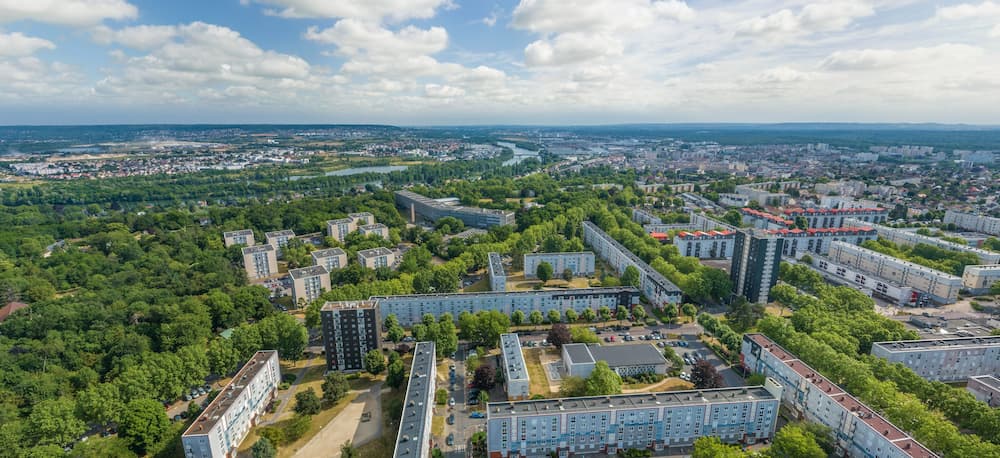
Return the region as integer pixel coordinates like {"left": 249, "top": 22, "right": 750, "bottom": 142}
{"left": 523, "top": 252, "right": 596, "bottom": 279}
{"left": 562, "top": 343, "right": 668, "bottom": 378}
{"left": 783, "top": 207, "right": 888, "bottom": 228}
{"left": 740, "top": 208, "right": 793, "bottom": 229}
{"left": 870, "top": 336, "right": 1000, "bottom": 383}
{"left": 489, "top": 252, "right": 507, "bottom": 292}
{"left": 675, "top": 230, "right": 735, "bottom": 259}
{"left": 808, "top": 255, "right": 924, "bottom": 307}
{"left": 394, "top": 341, "right": 436, "bottom": 458}
{"left": 631, "top": 208, "right": 662, "bottom": 225}
{"left": 848, "top": 218, "right": 1000, "bottom": 264}
{"left": 827, "top": 241, "right": 961, "bottom": 304}
{"left": 944, "top": 210, "right": 1000, "bottom": 236}
{"left": 967, "top": 375, "right": 1000, "bottom": 408}
{"left": 395, "top": 189, "right": 515, "bottom": 228}
{"left": 770, "top": 226, "right": 877, "bottom": 258}
{"left": 500, "top": 333, "right": 530, "bottom": 400}
{"left": 582, "top": 221, "right": 682, "bottom": 308}
{"left": 962, "top": 264, "right": 1000, "bottom": 295}
{"left": 741, "top": 334, "right": 937, "bottom": 458}
{"left": 486, "top": 382, "right": 783, "bottom": 457}
{"left": 182, "top": 351, "right": 281, "bottom": 458}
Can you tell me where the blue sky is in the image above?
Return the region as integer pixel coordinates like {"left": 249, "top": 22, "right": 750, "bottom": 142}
{"left": 0, "top": 0, "right": 998, "bottom": 125}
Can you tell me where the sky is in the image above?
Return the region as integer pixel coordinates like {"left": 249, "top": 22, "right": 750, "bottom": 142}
{"left": 0, "top": 0, "right": 999, "bottom": 125}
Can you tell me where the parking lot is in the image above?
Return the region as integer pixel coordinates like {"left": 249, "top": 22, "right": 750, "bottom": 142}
{"left": 440, "top": 346, "right": 487, "bottom": 458}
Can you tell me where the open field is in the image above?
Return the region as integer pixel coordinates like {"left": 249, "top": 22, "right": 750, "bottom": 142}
{"left": 354, "top": 389, "right": 405, "bottom": 458}
{"left": 524, "top": 348, "right": 557, "bottom": 397}
{"left": 506, "top": 272, "right": 595, "bottom": 290}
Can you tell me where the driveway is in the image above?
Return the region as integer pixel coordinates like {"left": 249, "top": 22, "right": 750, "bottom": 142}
{"left": 293, "top": 383, "right": 384, "bottom": 458}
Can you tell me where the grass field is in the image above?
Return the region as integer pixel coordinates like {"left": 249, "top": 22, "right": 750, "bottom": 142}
{"left": 523, "top": 348, "right": 556, "bottom": 397}
{"left": 462, "top": 277, "right": 491, "bottom": 292}
{"left": 354, "top": 389, "right": 406, "bottom": 458}
{"left": 506, "top": 272, "right": 594, "bottom": 291}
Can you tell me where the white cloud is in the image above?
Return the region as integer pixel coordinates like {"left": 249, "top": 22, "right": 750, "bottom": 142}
{"left": 524, "top": 33, "right": 624, "bottom": 66}
{"left": 93, "top": 24, "right": 179, "bottom": 50}
{"left": 992, "top": 23, "right": 1000, "bottom": 36}
{"left": 246, "top": 0, "right": 452, "bottom": 22}
{"left": 424, "top": 83, "right": 465, "bottom": 98}
{"left": 482, "top": 13, "right": 498, "bottom": 27}
{"left": 0, "top": 32, "right": 55, "bottom": 57}
{"left": 305, "top": 20, "right": 448, "bottom": 58}
{"left": 746, "top": 66, "right": 812, "bottom": 84}
{"left": 820, "top": 44, "right": 984, "bottom": 71}
{"left": 0, "top": 0, "right": 137, "bottom": 26}
{"left": 512, "top": 0, "right": 693, "bottom": 34}
{"left": 736, "top": 1, "right": 874, "bottom": 38}
{"left": 935, "top": 1, "right": 1000, "bottom": 21}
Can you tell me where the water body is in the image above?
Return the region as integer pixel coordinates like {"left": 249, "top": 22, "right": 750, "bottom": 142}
{"left": 499, "top": 141, "right": 539, "bottom": 166}
{"left": 289, "top": 165, "right": 408, "bottom": 181}
{"left": 57, "top": 146, "right": 104, "bottom": 153}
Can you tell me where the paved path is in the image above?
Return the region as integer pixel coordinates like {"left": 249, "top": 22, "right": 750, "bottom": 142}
{"left": 264, "top": 356, "right": 318, "bottom": 425}
{"left": 292, "top": 383, "right": 384, "bottom": 458}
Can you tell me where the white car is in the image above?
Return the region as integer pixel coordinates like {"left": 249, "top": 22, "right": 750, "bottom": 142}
{"left": 680, "top": 372, "right": 690, "bottom": 381}
{"left": 448, "top": 397, "right": 455, "bottom": 407}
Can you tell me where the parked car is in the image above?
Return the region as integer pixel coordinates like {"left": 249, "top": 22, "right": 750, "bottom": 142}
{"left": 604, "top": 337, "right": 611, "bottom": 342}
{"left": 447, "top": 414, "right": 455, "bottom": 425}
{"left": 470, "top": 411, "right": 485, "bottom": 419}
{"left": 449, "top": 397, "right": 455, "bottom": 407}
{"left": 446, "top": 434, "right": 454, "bottom": 446}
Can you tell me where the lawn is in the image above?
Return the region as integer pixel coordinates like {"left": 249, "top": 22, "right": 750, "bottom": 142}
{"left": 506, "top": 272, "right": 595, "bottom": 291}
{"left": 355, "top": 389, "right": 406, "bottom": 458}
{"left": 462, "top": 277, "right": 491, "bottom": 292}
{"left": 432, "top": 415, "right": 445, "bottom": 437}
{"left": 523, "top": 348, "right": 556, "bottom": 397}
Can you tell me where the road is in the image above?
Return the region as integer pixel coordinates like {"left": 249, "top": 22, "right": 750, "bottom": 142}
{"left": 442, "top": 345, "right": 486, "bottom": 458}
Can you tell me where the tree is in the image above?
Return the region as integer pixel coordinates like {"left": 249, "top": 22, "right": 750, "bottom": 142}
{"left": 27, "top": 397, "right": 86, "bottom": 447}
{"left": 473, "top": 365, "right": 496, "bottom": 390}
{"left": 692, "top": 436, "right": 748, "bottom": 458}
{"left": 547, "top": 309, "right": 561, "bottom": 324}
{"left": 767, "top": 424, "right": 825, "bottom": 458}
{"left": 681, "top": 303, "right": 697, "bottom": 318}
{"left": 477, "top": 390, "right": 490, "bottom": 405}
{"left": 529, "top": 310, "right": 544, "bottom": 326}
{"left": 322, "top": 372, "right": 350, "bottom": 405}
{"left": 251, "top": 437, "right": 278, "bottom": 458}
{"left": 387, "top": 359, "right": 407, "bottom": 390}
{"left": 690, "top": 360, "right": 723, "bottom": 389}
{"left": 364, "top": 349, "right": 386, "bottom": 375}
{"left": 75, "top": 383, "right": 123, "bottom": 428}
{"left": 564, "top": 308, "right": 578, "bottom": 322}
{"left": 726, "top": 298, "right": 764, "bottom": 332}
{"left": 598, "top": 306, "right": 612, "bottom": 323}
{"left": 991, "top": 281, "right": 1000, "bottom": 296}
{"left": 722, "top": 209, "right": 743, "bottom": 227}
{"left": 632, "top": 305, "right": 647, "bottom": 321}
{"left": 257, "top": 313, "right": 308, "bottom": 360}
{"left": 118, "top": 398, "right": 169, "bottom": 453}
{"left": 341, "top": 440, "right": 358, "bottom": 458}
{"left": 621, "top": 265, "right": 641, "bottom": 287}
{"left": 562, "top": 268, "right": 574, "bottom": 282}
{"left": 536, "top": 261, "right": 553, "bottom": 282}
{"left": 581, "top": 307, "right": 596, "bottom": 322}
{"left": 584, "top": 361, "right": 623, "bottom": 396}
{"left": 559, "top": 376, "right": 587, "bottom": 397}
{"left": 616, "top": 306, "right": 628, "bottom": 324}
{"left": 387, "top": 322, "right": 406, "bottom": 342}
{"left": 511, "top": 310, "right": 525, "bottom": 326}
{"left": 548, "top": 323, "right": 572, "bottom": 348}
{"left": 294, "top": 388, "right": 322, "bottom": 416}
{"left": 570, "top": 327, "right": 599, "bottom": 344}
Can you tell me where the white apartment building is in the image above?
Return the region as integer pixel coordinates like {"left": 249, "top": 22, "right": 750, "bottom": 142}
{"left": 394, "top": 341, "right": 436, "bottom": 458}
{"left": 264, "top": 229, "right": 295, "bottom": 257}
{"left": 870, "top": 336, "right": 1000, "bottom": 383}
{"left": 488, "top": 252, "right": 507, "bottom": 292}
{"left": 809, "top": 255, "right": 922, "bottom": 307}
{"left": 966, "top": 375, "right": 1000, "bottom": 408}
{"left": 311, "top": 247, "right": 348, "bottom": 272}
{"left": 582, "top": 222, "right": 682, "bottom": 308}
{"left": 223, "top": 229, "right": 255, "bottom": 248}
{"left": 357, "top": 247, "right": 396, "bottom": 270}
{"left": 486, "top": 382, "right": 783, "bottom": 457}
{"left": 769, "top": 226, "right": 878, "bottom": 257}
{"left": 740, "top": 208, "right": 793, "bottom": 229}
{"left": 358, "top": 223, "right": 389, "bottom": 240}
{"left": 742, "top": 334, "right": 937, "bottom": 458}
{"left": 631, "top": 208, "right": 662, "bottom": 225}
{"left": 674, "top": 230, "right": 735, "bottom": 259}
{"left": 242, "top": 244, "right": 277, "bottom": 280}
{"left": 849, "top": 218, "right": 1000, "bottom": 264}
{"left": 182, "top": 351, "right": 280, "bottom": 458}
{"left": 523, "top": 252, "right": 596, "bottom": 279}
{"left": 289, "top": 265, "right": 330, "bottom": 306}
{"left": 827, "top": 241, "right": 962, "bottom": 304}
{"left": 562, "top": 343, "right": 668, "bottom": 379}
{"left": 783, "top": 207, "right": 888, "bottom": 228}
{"left": 500, "top": 333, "right": 530, "bottom": 400}
{"left": 944, "top": 210, "right": 1000, "bottom": 236}
{"left": 962, "top": 265, "right": 1000, "bottom": 295}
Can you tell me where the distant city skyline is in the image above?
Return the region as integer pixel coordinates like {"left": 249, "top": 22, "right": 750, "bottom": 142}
{"left": 1, "top": 0, "right": 999, "bottom": 125}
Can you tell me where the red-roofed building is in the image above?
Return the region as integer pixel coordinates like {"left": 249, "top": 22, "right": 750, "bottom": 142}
{"left": 784, "top": 207, "right": 888, "bottom": 228}
{"left": 648, "top": 232, "right": 669, "bottom": 242}
{"left": 0, "top": 302, "right": 28, "bottom": 322}
{"left": 739, "top": 208, "right": 794, "bottom": 229}
{"left": 674, "top": 230, "right": 736, "bottom": 259}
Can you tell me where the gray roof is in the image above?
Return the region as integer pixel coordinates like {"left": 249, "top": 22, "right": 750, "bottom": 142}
{"left": 349, "top": 212, "right": 373, "bottom": 218}
{"left": 360, "top": 223, "right": 387, "bottom": 231}
{"left": 288, "top": 265, "right": 328, "bottom": 279}
{"left": 183, "top": 351, "right": 277, "bottom": 436}
{"left": 971, "top": 375, "right": 1000, "bottom": 390}
{"left": 500, "top": 333, "right": 528, "bottom": 382}
{"left": 589, "top": 343, "right": 667, "bottom": 367}
{"left": 396, "top": 190, "right": 515, "bottom": 217}
{"left": 394, "top": 341, "right": 435, "bottom": 458}
{"left": 358, "top": 247, "right": 393, "bottom": 257}
{"left": 265, "top": 229, "right": 295, "bottom": 238}
{"left": 224, "top": 229, "right": 253, "bottom": 237}
{"left": 327, "top": 217, "right": 352, "bottom": 225}
{"left": 582, "top": 222, "right": 682, "bottom": 293}
{"left": 242, "top": 244, "right": 274, "bottom": 254}
{"left": 873, "top": 336, "right": 1000, "bottom": 352}
{"left": 321, "top": 300, "right": 377, "bottom": 312}
{"left": 372, "top": 286, "right": 639, "bottom": 301}
{"left": 312, "top": 247, "right": 346, "bottom": 258}
{"left": 562, "top": 343, "right": 595, "bottom": 365}
{"left": 488, "top": 252, "right": 505, "bottom": 276}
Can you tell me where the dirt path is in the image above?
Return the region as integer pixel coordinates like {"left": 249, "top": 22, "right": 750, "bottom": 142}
{"left": 293, "top": 383, "right": 384, "bottom": 458}
{"left": 622, "top": 377, "right": 692, "bottom": 394}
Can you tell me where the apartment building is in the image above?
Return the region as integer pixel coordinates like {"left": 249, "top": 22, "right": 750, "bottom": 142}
{"left": 311, "top": 247, "right": 348, "bottom": 272}
{"left": 740, "top": 208, "right": 793, "bottom": 230}
{"left": 944, "top": 210, "right": 1000, "bottom": 236}
{"left": 289, "top": 265, "right": 330, "bottom": 306}
{"left": 735, "top": 181, "right": 797, "bottom": 207}
{"left": 689, "top": 212, "right": 737, "bottom": 232}
{"left": 827, "top": 241, "right": 962, "bottom": 304}
{"left": 631, "top": 208, "right": 662, "bottom": 225}
{"left": 373, "top": 287, "right": 640, "bottom": 326}
{"left": 242, "top": 244, "right": 277, "bottom": 279}
{"left": 643, "top": 223, "right": 695, "bottom": 234}
{"left": 962, "top": 265, "right": 1000, "bottom": 295}
{"left": 358, "top": 223, "right": 390, "bottom": 240}
{"left": 674, "top": 230, "right": 735, "bottom": 259}
{"left": 741, "top": 334, "right": 937, "bottom": 458}
{"left": 848, "top": 218, "right": 1000, "bottom": 264}
{"left": 348, "top": 212, "right": 375, "bottom": 226}
{"left": 357, "top": 247, "right": 396, "bottom": 269}
{"left": 500, "top": 333, "right": 530, "bottom": 400}
{"left": 523, "top": 252, "right": 596, "bottom": 279}
{"left": 582, "top": 221, "right": 683, "bottom": 308}
{"left": 394, "top": 341, "right": 436, "bottom": 458}
{"left": 809, "top": 255, "right": 923, "bottom": 307}
{"left": 326, "top": 218, "right": 356, "bottom": 242}
{"left": 562, "top": 343, "right": 668, "bottom": 378}
{"left": 870, "top": 336, "right": 1000, "bottom": 383}
{"left": 731, "top": 230, "right": 783, "bottom": 304}
{"left": 486, "top": 382, "right": 782, "bottom": 457}
{"left": 395, "top": 189, "right": 516, "bottom": 229}
{"left": 223, "top": 229, "right": 255, "bottom": 248}
{"left": 783, "top": 207, "right": 888, "bottom": 228}
{"left": 719, "top": 193, "right": 750, "bottom": 207}
{"left": 182, "top": 351, "right": 280, "bottom": 458}
{"left": 769, "top": 226, "right": 877, "bottom": 258}
{"left": 264, "top": 230, "right": 295, "bottom": 257}
{"left": 320, "top": 301, "right": 381, "bottom": 372}
{"left": 488, "top": 252, "right": 507, "bottom": 292}
{"left": 966, "top": 375, "right": 1000, "bottom": 408}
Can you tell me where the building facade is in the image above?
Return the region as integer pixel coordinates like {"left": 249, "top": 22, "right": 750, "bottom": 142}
{"left": 242, "top": 244, "right": 277, "bottom": 279}
{"left": 966, "top": 375, "right": 1000, "bottom": 408}
{"left": 962, "top": 264, "right": 1000, "bottom": 295}
{"left": 289, "top": 265, "right": 330, "bottom": 306}
{"left": 783, "top": 207, "right": 888, "bottom": 228}
{"left": 741, "top": 334, "right": 937, "bottom": 458}
{"left": 944, "top": 210, "right": 1000, "bottom": 236}
{"left": 674, "top": 230, "right": 735, "bottom": 259}
{"left": 827, "top": 241, "right": 962, "bottom": 304}
{"left": 808, "top": 255, "right": 923, "bottom": 307}
{"left": 769, "top": 226, "right": 877, "bottom": 257}
{"left": 223, "top": 229, "right": 255, "bottom": 248}
{"left": 731, "top": 230, "right": 783, "bottom": 304}
{"left": 357, "top": 247, "right": 396, "bottom": 269}
{"left": 870, "top": 336, "right": 1000, "bottom": 383}
{"left": 486, "top": 382, "right": 783, "bottom": 457}
{"left": 501, "top": 333, "right": 530, "bottom": 400}
{"left": 182, "top": 351, "right": 280, "bottom": 458}
{"left": 311, "top": 247, "right": 348, "bottom": 271}
{"left": 850, "top": 219, "right": 1000, "bottom": 264}
{"left": 631, "top": 208, "right": 662, "bottom": 225}
{"left": 523, "top": 252, "right": 596, "bottom": 279}
{"left": 488, "top": 252, "right": 507, "bottom": 292}
{"left": 740, "top": 208, "right": 793, "bottom": 230}
{"left": 395, "top": 190, "right": 516, "bottom": 228}
{"left": 359, "top": 223, "right": 390, "bottom": 240}
{"left": 582, "top": 221, "right": 683, "bottom": 308}
{"left": 320, "top": 301, "right": 381, "bottom": 372}
{"left": 327, "top": 218, "right": 355, "bottom": 242}
{"left": 395, "top": 341, "right": 436, "bottom": 458}
{"left": 349, "top": 212, "right": 375, "bottom": 226}
{"left": 562, "top": 343, "right": 668, "bottom": 378}
{"left": 264, "top": 230, "right": 295, "bottom": 257}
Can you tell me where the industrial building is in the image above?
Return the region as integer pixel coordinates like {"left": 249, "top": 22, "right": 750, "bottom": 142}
{"left": 320, "top": 301, "right": 381, "bottom": 372}
{"left": 486, "top": 382, "right": 783, "bottom": 457}
{"left": 809, "top": 255, "right": 924, "bottom": 306}
{"left": 373, "top": 287, "right": 640, "bottom": 326}
{"left": 962, "top": 265, "right": 1000, "bottom": 295}
{"left": 182, "top": 351, "right": 280, "bottom": 458}
{"left": 870, "top": 336, "right": 1000, "bottom": 383}
{"left": 395, "top": 189, "right": 515, "bottom": 229}
{"left": 311, "top": 247, "right": 348, "bottom": 272}
{"left": 849, "top": 218, "right": 1000, "bottom": 264}
{"left": 394, "top": 341, "right": 436, "bottom": 458}
{"left": 523, "top": 252, "right": 596, "bottom": 279}
{"left": 288, "top": 265, "right": 330, "bottom": 306}
{"left": 674, "top": 230, "right": 735, "bottom": 259}
{"left": 944, "top": 210, "right": 1000, "bottom": 236}
{"left": 783, "top": 207, "right": 888, "bottom": 228}
{"left": 357, "top": 247, "right": 396, "bottom": 269}
{"left": 500, "top": 333, "right": 530, "bottom": 400}
{"left": 242, "top": 244, "right": 277, "bottom": 279}
{"left": 741, "top": 334, "right": 937, "bottom": 458}
{"left": 740, "top": 208, "right": 793, "bottom": 229}
{"left": 966, "top": 375, "right": 1000, "bottom": 408}
{"left": 827, "top": 241, "right": 962, "bottom": 304}
{"left": 731, "top": 230, "right": 783, "bottom": 304}
{"left": 562, "top": 343, "right": 668, "bottom": 378}
{"left": 223, "top": 229, "right": 255, "bottom": 248}
{"left": 488, "top": 252, "right": 507, "bottom": 292}
{"left": 264, "top": 229, "right": 295, "bottom": 257}
{"left": 582, "top": 221, "right": 683, "bottom": 308}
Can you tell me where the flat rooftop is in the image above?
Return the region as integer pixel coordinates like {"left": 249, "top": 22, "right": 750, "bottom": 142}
{"left": 524, "top": 251, "right": 595, "bottom": 257}
{"left": 184, "top": 351, "right": 277, "bottom": 437}
{"left": 359, "top": 223, "right": 387, "bottom": 230}
{"left": 500, "top": 333, "right": 528, "bottom": 382}
{"left": 321, "top": 300, "right": 377, "bottom": 311}
{"left": 563, "top": 343, "right": 595, "bottom": 365}
{"left": 224, "top": 229, "right": 253, "bottom": 236}
{"left": 358, "top": 247, "right": 393, "bottom": 257}
{"left": 349, "top": 212, "right": 373, "bottom": 218}
{"left": 971, "top": 375, "right": 1000, "bottom": 390}
{"left": 289, "top": 265, "right": 328, "bottom": 278}
{"left": 488, "top": 252, "right": 504, "bottom": 275}
{"left": 242, "top": 244, "right": 274, "bottom": 254}
{"left": 872, "top": 336, "right": 1000, "bottom": 352}
{"left": 487, "top": 386, "right": 776, "bottom": 418}
{"left": 394, "top": 341, "right": 436, "bottom": 458}
{"left": 589, "top": 343, "right": 668, "bottom": 367}
{"left": 312, "top": 247, "right": 346, "bottom": 258}
{"left": 327, "top": 217, "right": 352, "bottom": 224}
{"left": 396, "top": 190, "right": 515, "bottom": 217}
{"left": 831, "top": 241, "right": 963, "bottom": 280}
{"left": 265, "top": 229, "right": 295, "bottom": 238}
{"left": 373, "top": 286, "right": 639, "bottom": 301}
